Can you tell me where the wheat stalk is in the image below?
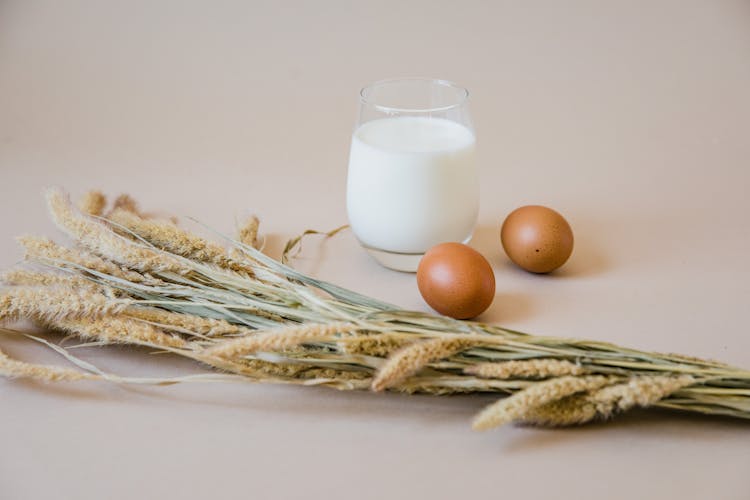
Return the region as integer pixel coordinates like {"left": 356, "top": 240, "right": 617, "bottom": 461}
{"left": 1, "top": 188, "right": 749, "bottom": 431}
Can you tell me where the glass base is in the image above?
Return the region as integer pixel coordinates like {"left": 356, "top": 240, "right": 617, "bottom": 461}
{"left": 364, "top": 247, "right": 424, "bottom": 272}
{"left": 362, "top": 234, "right": 473, "bottom": 273}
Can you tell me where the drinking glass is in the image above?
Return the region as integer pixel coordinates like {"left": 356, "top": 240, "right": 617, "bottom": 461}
{"left": 346, "top": 78, "right": 478, "bottom": 272}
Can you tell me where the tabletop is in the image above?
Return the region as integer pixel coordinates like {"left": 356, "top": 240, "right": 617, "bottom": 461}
{"left": 1, "top": 1, "right": 749, "bottom": 499}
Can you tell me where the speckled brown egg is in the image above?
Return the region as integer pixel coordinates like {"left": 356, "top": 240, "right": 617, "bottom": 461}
{"left": 416, "top": 242, "right": 495, "bottom": 319}
{"left": 500, "top": 205, "right": 574, "bottom": 273}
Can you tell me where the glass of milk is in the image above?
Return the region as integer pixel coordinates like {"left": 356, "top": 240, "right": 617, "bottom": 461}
{"left": 347, "top": 78, "right": 478, "bottom": 272}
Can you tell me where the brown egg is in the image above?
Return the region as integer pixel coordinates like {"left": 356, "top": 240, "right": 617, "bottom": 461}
{"left": 416, "top": 243, "right": 495, "bottom": 319}
{"left": 500, "top": 205, "right": 574, "bottom": 273}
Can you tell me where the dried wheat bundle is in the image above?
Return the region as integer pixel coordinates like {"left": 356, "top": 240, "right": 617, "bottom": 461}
{"left": 1, "top": 188, "right": 749, "bottom": 430}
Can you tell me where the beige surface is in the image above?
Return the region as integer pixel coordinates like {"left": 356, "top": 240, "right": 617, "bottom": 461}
{"left": 1, "top": 1, "right": 750, "bottom": 498}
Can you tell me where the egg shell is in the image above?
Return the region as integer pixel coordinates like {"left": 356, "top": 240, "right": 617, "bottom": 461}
{"left": 500, "top": 205, "right": 574, "bottom": 273}
{"left": 416, "top": 242, "right": 495, "bottom": 319}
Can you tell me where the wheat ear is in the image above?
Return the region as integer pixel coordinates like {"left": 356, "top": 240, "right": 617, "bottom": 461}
{"left": 519, "top": 374, "right": 697, "bottom": 426}
{"left": 107, "top": 208, "right": 246, "bottom": 270}
{"left": 238, "top": 215, "right": 261, "bottom": 249}
{"left": 2, "top": 269, "right": 99, "bottom": 290}
{"left": 0, "top": 346, "right": 95, "bottom": 382}
{"left": 45, "top": 188, "right": 191, "bottom": 274}
{"left": 472, "top": 375, "right": 619, "bottom": 431}
{"left": 77, "top": 190, "right": 107, "bottom": 216}
{"left": 205, "top": 322, "right": 358, "bottom": 358}
{"left": 465, "top": 359, "right": 587, "bottom": 379}
{"left": 515, "top": 394, "right": 599, "bottom": 426}
{"left": 0, "top": 286, "right": 130, "bottom": 323}
{"left": 590, "top": 375, "right": 697, "bottom": 415}
{"left": 339, "top": 334, "right": 412, "bottom": 357}
{"left": 108, "top": 194, "right": 142, "bottom": 216}
{"left": 18, "top": 236, "right": 148, "bottom": 283}
{"left": 124, "top": 306, "right": 254, "bottom": 337}
{"left": 45, "top": 315, "right": 188, "bottom": 348}
{"left": 371, "top": 337, "right": 476, "bottom": 392}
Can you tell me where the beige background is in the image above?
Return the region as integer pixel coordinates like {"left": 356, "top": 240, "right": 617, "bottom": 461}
{"left": 1, "top": 1, "right": 750, "bottom": 498}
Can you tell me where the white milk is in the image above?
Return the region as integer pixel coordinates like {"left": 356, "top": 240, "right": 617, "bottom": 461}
{"left": 346, "top": 116, "right": 478, "bottom": 270}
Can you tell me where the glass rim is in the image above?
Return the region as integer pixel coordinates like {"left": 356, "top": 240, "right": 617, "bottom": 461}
{"left": 359, "top": 77, "right": 469, "bottom": 114}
